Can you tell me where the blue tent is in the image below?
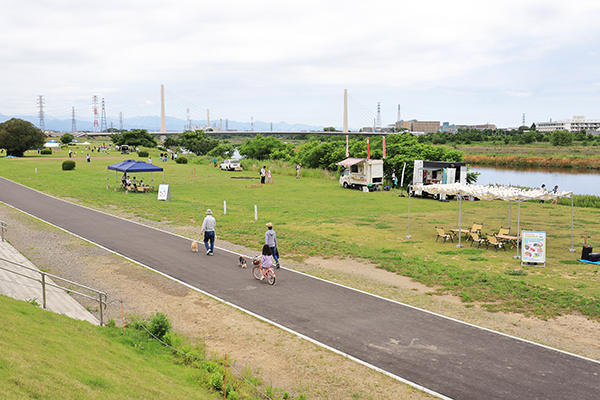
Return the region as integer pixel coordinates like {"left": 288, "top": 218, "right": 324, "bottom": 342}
{"left": 107, "top": 159, "right": 164, "bottom": 188}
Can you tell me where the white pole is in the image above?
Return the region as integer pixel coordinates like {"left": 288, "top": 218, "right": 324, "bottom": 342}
{"left": 514, "top": 197, "right": 521, "bottom": 259}
{"left": 224, "top": 200, "right": 227, "bottom": 215}
{"left": 406, "top": 185, "right": 412, "bottom": 238}
{"left": 457, "top": 191, "right": 463, "bottom": 248}
{"left": 570, "top": 194, "right": 575, "bottom": 252}
{"left": 254, "top": 205, "right": 257, "bottom": 221}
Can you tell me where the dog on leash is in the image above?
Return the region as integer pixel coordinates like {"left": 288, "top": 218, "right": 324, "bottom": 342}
{"left": 238, "top": 256, "right": 247, "bottom": 268}
{"left": 191, "top": 241, "right": 198, "bottom": 252}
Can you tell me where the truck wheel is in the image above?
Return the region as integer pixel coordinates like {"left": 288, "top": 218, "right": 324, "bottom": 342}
{"left": 343, "top": 182, "right": 349, "bottom": 189}
{"left": 409, "top": 191, "right": 415, "bottom": 197}
{"left": 432, "top": 194, "right": 439, "bottom": 200}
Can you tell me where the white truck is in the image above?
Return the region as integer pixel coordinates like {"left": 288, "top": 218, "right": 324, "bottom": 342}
{"left": 337, "top": 158, "right": 384, "bottom": 191}
{"left": 411, "top": 159, "right": 467, "bottom": 199}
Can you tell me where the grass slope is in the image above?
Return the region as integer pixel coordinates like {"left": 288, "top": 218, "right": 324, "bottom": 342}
{"left": 0, "top": 295, "right": 217, "bottom": 400}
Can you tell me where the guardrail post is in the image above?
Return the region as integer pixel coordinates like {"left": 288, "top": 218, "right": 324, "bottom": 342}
{"left": 41, "top": 273, "right": 47, "bottom": 309}
{"left": 1, "top": 221, "right": 6, "bottom": 242}
{"left": 99, "top": 293, "right": 104, "bottom": 326}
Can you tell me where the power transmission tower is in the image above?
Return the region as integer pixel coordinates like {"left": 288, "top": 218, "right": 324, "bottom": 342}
{"left": 376, "top": 102, "right": 381, "bottom": 129}
{"left": 397, "top": 104, "right": 401, "bottom": 122}
{"left": 522, "top": 113, "right": 526, "bottom": 126}
{"left": 251, "top": 116, "right": 254, "bottom": 132}
{"left": 100, "top": 98, "right": 107, "bottom": 132}
{"left": 37, "top": 95, "right": 45, "bottom": 131}
{"left": 92, "top": 96, "right": 99, "bottom": 132}
{"left": 226, "top": 119, "right": 228, "bottom": 131}
{"left": 186, "top": 108, "right": 191, "bottom": 131}
{"left": 71, "top": 107, "right": 77, "bottom": 132}
{"left": 119, "top": 112, "right": 123, "bottom": 130}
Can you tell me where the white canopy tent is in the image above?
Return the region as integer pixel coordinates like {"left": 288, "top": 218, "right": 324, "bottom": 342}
{"left": 408, "top": 183, "right": 575, "bottom": 257}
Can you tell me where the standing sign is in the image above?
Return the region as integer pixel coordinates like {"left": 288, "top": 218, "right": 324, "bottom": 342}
{"left": 521, "top": 231, "right": 546, "bottom": 267}
{"left": 157, "top": 184, "right": 171, "bottom": 201}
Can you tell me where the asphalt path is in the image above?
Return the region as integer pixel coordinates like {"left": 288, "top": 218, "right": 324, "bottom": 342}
{"left": 1, "top": 176, "right": 599, "bottom": 400}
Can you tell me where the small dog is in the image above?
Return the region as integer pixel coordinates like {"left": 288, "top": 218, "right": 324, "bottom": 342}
{"left": 191, "top": 241, "right": 198, "bottom": 252}
{"left": 238, "top": 256, "right": 247, "bottom": 268}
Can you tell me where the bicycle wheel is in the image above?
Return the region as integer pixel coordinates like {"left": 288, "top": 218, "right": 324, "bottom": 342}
{"left": 266, "top": 269, "right": 276, "bottom": 285}
{"left": 252, "top": 266, "right": 263, "bottom": 280}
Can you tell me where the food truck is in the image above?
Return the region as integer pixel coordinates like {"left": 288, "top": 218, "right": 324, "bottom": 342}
{"left": 411, "top": 160, "right": 467, "bottom": 199}
{"left": 337, "top": 158, "right": 384, "bottom": 191}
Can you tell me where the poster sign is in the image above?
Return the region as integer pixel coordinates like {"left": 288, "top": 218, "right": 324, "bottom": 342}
{"left": 157, "top": 184, "right": 171, "bottom": 201}
{"left": 521, "top": 231, "right": 546, "bottom": 266}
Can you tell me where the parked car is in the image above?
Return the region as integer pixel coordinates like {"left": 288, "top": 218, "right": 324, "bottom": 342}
{"left": 220, "top": 159, "right": 241, "bottom": 171}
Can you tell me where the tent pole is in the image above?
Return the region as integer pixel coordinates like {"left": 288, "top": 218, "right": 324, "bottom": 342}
{"left": 508, "top": 200, "right": 512, "bottom": 231}
{"left": 570, "top": 193, "right": 575, "bottom": 252}
{"left": 457, "top": 190, "right": 463, "bottom": 248}
{"left": 406, "top": 185, "right": 412, "bottom": 238}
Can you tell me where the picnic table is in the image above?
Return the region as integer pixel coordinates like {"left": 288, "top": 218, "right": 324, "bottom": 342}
{"left": 450, "top": 228, "right": 470, "bottom": 239}
{"left": 495, "top": 234, "right": 519, "bottom": 249}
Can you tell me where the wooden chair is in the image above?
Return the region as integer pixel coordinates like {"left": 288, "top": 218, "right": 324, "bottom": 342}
{"left": 496, "top": 227, "right": 509, "bottom": 236}
{"left": 469, "top": 232, "right": 487, "bottom": 248}
{"left": 468, "top": 223, "right": 483, "bottom": 239}
{"left": 486, "top": 235, "right": 506, "bottom": 251}
{"left": 436, "top": 227, "right": 453, "bottom": 243}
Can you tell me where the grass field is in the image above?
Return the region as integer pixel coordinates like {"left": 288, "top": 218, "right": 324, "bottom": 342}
{"left": 2, "top": 141, "right": 600, "bottom": 320}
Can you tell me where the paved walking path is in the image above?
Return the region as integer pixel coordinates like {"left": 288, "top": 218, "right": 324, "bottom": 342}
{"left": 0, "top": 239, "right": 99, "bottom": 325}
{"left": 1, "top": 176, "right": 599, "bottom": 400}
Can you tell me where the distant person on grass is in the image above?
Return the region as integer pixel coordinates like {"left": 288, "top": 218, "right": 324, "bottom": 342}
{"left": 201, "top": 209, "right": 216, "bottom": 256}
{"left": 260, "top": 166, "right": 266, "bottom": 184}
{"left": 296, "top": 163, "right": 302, "bottom": 179}
{"left": 551, "top": 185, "right": 559, "bottom": 204}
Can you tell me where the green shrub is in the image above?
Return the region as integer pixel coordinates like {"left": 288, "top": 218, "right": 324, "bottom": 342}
{"left": 40, "top": 148, "right": 52, "bottom": 155}
{"left": 175, "top": 156, "right": 188, "bottom": 164}
{"left": 138, "top": 150, "right": 149, "bottom": 158}
{"left": 62, "top": 160, "right": 76, "bottom": 170}
{"left": 148, "top": 312, "right": 171, "bottom": 340}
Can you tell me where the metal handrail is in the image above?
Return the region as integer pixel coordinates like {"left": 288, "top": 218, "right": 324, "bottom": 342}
{"left": 0, "top": 256, "right": 107, "bottom": 325}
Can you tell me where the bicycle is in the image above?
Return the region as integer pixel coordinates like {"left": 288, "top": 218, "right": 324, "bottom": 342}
{"left": 252, "top": 256, "right": 276, "bottom": 285}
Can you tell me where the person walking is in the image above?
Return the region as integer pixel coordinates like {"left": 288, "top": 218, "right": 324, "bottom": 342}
{"left": 267, "top": 169, "right": 273, "bottom": 184}
{"left": 86, "top": 153, "right": 90, "bottom": 163}
{"left": 296, "top": 163, "right": 302, "bottom": 179}
{"left": 201, "top": 209, "right": 216, "bottom": 255}
{"left": 551, "top": 185, "right": 559, "bottom": 204}
{"left": 539, "top": 184, "right": 546, "bottom": 203}
{"left": 260, "top": 166, "right": 266, "bottom": 184}
{"left": 265, "top": 222, "right": 279, "bottom": 268}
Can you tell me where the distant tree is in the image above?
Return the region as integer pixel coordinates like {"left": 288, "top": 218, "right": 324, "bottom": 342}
{"left": 0, "top": 118, "right": 46, "bottom": 157}
{"left": 550, "top": 130, "right": 573, "bottom": 146}
{"left": 207, "top": 143, "right": 235, "bottom": 158}
{"left": 162, "top": 136, "right": 179, "bottom": 149}
{"left": 177, "top": 130, "right": 218, "bottom": 155}
{"left": 238, "top": 134, "right": 295, "bottom": 160}
{"left": 110, "top": 129, "right": 158, "bottom": 148}
{"left": 323, "top": 127, "right": 338, "bottom": 132}
{"left": 60, "top": 133, "right": 74, "bottom": 144}
{"left": 530, "top": 122, "right": 537, "bottom": 131}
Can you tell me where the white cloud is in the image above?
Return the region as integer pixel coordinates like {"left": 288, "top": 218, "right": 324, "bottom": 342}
{"left": 2, "top": 0, "right": 600, "bottom": 127}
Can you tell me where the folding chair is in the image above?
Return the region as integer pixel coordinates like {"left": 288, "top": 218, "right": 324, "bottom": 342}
{"left": 436, "top": 227, "right": 454, "bottom": 243}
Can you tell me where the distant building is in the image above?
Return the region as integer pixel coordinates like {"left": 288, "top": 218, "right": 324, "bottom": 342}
{"left": 441, "top": 122, "right": 458, "bottom": 133}
{"left": 536, "top": 116, "right": 600, "bottom": 135}
{"left": 395, "top": 120, "right": 440, "bottom": 134}
{"left": 456, "top": 123, "right": 497, "bottom": 131}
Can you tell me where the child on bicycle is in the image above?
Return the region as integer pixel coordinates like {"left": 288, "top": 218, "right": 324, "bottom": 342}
{"left": 260, "top": 244, "right": 273, "bottom": 280}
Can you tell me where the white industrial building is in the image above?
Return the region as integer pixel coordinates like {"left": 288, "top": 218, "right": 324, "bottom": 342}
{"left": 536, "top": 116, "right": 600, "bottom": 135}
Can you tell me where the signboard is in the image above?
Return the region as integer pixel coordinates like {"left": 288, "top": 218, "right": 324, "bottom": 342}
{"left": 157, "top": 184, "right": 171, "bottom": 201}
{"left": 521, "top": 231, "right": 546, "bottom": 266}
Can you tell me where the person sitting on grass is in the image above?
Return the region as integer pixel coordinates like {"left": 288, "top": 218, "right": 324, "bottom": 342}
{"left": 260, "top": 244, "right": 273, "bottom": 281}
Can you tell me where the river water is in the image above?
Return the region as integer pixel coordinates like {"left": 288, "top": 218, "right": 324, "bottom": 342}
{"left": 470, "top": 166, "right": 600, "bottom": 196}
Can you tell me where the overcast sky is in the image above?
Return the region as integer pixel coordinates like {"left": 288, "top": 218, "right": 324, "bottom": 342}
{"left": 2, "top": 0, "right": 600, "bottom": 129}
